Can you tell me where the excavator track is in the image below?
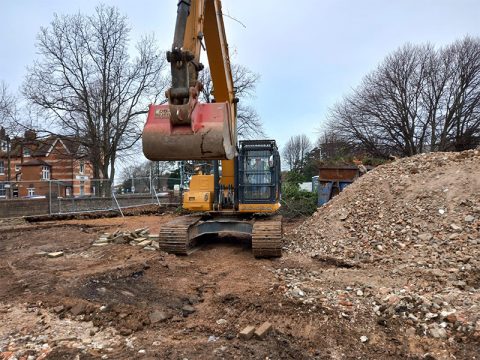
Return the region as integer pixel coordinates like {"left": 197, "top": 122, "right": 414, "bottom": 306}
{"left": 158, "top": 215, "right": 202, "bottom": 255}
{"left": 252, "top": 215, "right": 283, "bottom": 258}
{"left": 159, "top": 214, "right": 283, "bottom": 258}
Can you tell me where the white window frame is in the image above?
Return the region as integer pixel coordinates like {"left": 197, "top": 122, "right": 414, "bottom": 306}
{"left": 41, "top": 166, "right": 50, "bottom": 180}
{"left": 1, "top": 141, "right": 7, "bottom": 152}
{"left": 23, "top": 148, "right": 31, "bottom": 157}
{"left": 79, "top": 181, "right": 85, "bottom": 196}
{"left": 15, "top": 164, "right": 20, "bottom": 172}
{"left": 27, "top": 188, "right": 35, "bottom": 197}
{"left": 0, "top": 183, "right": 5, "bottom": 197}
{"left": 0, "top": 160, "right": 4, "bottom": 175}
{"left": 79, "top": 161, "right": 85, "bottom": 175}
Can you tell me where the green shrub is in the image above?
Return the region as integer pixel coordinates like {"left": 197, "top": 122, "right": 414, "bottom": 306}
{"left": 280, "top": 180, "right": 317, "bottom": 219}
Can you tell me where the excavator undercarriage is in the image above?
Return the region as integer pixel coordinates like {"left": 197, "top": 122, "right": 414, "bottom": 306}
{"left": 158, "top": 213, "right": 282, "bottom": 258}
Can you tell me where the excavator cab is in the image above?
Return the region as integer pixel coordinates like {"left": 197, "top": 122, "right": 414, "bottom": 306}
{"left": 184, "top": 140, "right": 281, "bottom": 213}
{"left": 237, "top": 140, "right": 281, "bottom": 212}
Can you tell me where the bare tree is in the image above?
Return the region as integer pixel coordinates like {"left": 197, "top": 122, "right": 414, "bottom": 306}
{"left": 0, "top": 82, "right": 14, "bottom": 119}
{"left": 199, "top": 64, "right": 264, "bottom": 138}
{"left": 327, "top": 37, "right": 480, "bottom": 158}
{"left": 23, "top": 5, "right": 167, "bottom": 183}
{"left": 331, "top": 44, "right": 430, "bottom": 157}
{"left": 282, "top": 134, "right": 312, "bottom": 172}
{"left": 236, "top": 105, "right": 263, "bottom": 139}
{"left": 0, "top": 82, "right": 19, "bottom": 133}
{"left": 317, "top": 130, "right": 353, "bottom": 161}
{"left": 434, "top": 37, "right": 480, "bottom": 151}
{"left": 120, "top": 160, "right": 174, "bottom": 181}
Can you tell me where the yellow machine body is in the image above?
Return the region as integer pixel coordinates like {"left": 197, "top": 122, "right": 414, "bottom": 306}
{"left": 238, "top": 203, "right": 281, "bottom": 213}
{"left": 141, "top": 0, "right": 283, "bottom": 258}
{"left": 183, "top": 175, "right": 214, "bottom": 211}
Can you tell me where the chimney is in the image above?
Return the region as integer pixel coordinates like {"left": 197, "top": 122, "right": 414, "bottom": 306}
{"left": 24, "top": 130, "right": 37, "bottom": 141}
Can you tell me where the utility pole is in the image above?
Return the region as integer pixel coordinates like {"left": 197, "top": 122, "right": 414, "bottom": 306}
{"left": 156, "top": 161, "right": 160, "bottom": 190}
{"left": 6, "top": 135, "right": 11, "bottom": 199}
{"left": 149, "top": 166, "right": 153, "bottom": 195}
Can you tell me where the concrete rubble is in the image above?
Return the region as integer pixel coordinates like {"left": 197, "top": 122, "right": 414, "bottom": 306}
{"left": 286, "top": 150, "right": 480, "bottom": 342}
{"left": 46, "top": 251, "right": 64, "bottom": 258}
{"left": 0, "top": 303, "right": 122, "bottom": 360}
{"left": 91, "top": 227, "right": 160, "bottom": 251}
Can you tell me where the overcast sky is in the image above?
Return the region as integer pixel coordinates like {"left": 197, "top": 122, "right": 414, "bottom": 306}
{"left": 1, "top": 0, "right": 479, "bottom": 153}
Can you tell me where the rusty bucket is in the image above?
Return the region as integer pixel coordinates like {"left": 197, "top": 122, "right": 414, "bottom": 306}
{"left": 142, "top": 102, "right": 236, "bottom": 161}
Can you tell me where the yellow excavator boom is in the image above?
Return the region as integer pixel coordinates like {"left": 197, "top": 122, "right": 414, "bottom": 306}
{"left": 142, "top": 0, "right": 237, "bottom": 161}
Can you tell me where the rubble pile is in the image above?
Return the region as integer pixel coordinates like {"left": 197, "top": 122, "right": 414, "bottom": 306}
{"left": 0, "top": 303, "right": 122, "bottom": 359}
{"left": 371, "top": 286, "right": 480, "bottom": 340}
{"left": 286, "top": 149, "right": 480, "bottom": 340}
{"left": 289, "top": 149, "right": 480, "bottom": 260}
{"left": 272, "top": 267, "right": 370, "bottom": 316}
{"left": 0, "top": 218, "right": 26, "bottom": 228}
{"left": 92, "top": 227, "right": 160, "bottom": 251}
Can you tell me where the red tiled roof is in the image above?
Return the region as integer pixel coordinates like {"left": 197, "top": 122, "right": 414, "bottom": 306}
{"left": 22, "top": 159, "right": 51, "bottom": 166}
{"left": 0, "top": 135, "right": 85, "bottom": 159}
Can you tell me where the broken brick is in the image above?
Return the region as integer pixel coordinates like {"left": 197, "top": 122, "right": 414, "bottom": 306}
{"left": 239, "top": 325, "right": 255, "bottom": 340}
{"left": 254, "top": 322, "right": 272, "bottom": 339}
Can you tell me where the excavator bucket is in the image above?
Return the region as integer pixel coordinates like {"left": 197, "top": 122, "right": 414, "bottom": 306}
{"left": 142, "top": 102, "right": 236, "bottom": 161}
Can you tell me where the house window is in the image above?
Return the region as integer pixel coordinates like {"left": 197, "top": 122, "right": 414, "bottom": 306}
{"left": 79, "top": 161, "right": 85, "bottom": 174}
{"left": 41, "top": 166, "right": 50, "bottom": 180}
{"left": 0, "top": 160, "right": 4, "bottom": 175}
{"left": 66, "top": 187, "right": 71, "bottom": 197}
{"left": 79, "top": 181, "right": 85, "bottom": 196}
{"left": 1, "top": 141, "right": 7, "bottom": 152}
{"left": 27, "top": 188, "right": 35, "bottom": 197}
{"left": 23, "top": 148, "right": 31, "bottom": 157}
{"left": 0, "top": 183, "right": 5, "bottom": 197}
{"left": 15, "top": 164, "right": 20, "bottom": 172}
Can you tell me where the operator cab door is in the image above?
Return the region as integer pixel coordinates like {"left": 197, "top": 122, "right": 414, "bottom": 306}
{"left": 237, "top": 140, "right": 280, "bottom": 205}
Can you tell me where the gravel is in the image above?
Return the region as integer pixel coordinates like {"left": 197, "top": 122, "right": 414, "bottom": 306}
{"left": 285, "top": 150, "right": 480, "bottom": 341}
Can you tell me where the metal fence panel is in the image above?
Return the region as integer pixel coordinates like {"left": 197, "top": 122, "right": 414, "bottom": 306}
{"left": 0, "top": 175, "right": 182, "bottom": 217}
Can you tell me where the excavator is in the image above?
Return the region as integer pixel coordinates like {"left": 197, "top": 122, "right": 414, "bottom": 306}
{"left": 142, "top": 0, "right": 282, "bottom": 257}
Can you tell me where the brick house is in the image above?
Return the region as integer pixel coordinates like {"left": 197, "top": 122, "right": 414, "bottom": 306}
{"left": 0, "top": 128, "right": 94, "bottom": 198}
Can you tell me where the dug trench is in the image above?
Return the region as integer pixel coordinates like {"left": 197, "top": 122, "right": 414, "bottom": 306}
{"left": 0, "top": 215, "right": 478, "bottom": 359}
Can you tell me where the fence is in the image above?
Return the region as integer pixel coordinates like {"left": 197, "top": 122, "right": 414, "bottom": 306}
{"left": 0, "top": 176, "right": 182, "bottom": 218}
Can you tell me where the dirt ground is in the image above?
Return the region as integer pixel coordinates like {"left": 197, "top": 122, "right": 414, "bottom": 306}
{"left": 0, "top": 214, "right": 478, "bottom": 359}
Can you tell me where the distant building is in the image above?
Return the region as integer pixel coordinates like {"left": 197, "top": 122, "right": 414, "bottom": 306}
{"left": 0, "top": 128, "right": 93, "bottom": 198}
{"left": 299, "top": 182, "right": 313, "bottom": 192}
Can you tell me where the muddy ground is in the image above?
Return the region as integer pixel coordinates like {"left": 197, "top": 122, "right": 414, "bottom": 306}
{"left": 0, "top": 214, "right": 478, "bottom": 359}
